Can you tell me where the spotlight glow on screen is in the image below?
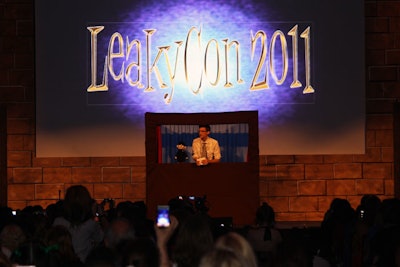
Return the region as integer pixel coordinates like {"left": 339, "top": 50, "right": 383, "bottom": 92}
{"left": 35, "top": 0, "right": 365, "bottom": 157}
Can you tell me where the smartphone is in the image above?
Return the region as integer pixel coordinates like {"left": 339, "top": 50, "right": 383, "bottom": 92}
{"left": 156, "top": 205, "right": 170, "bottom": 228}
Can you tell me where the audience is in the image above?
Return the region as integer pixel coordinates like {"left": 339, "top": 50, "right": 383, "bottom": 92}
{"left": 1, "top": 186, "right": 399, "bottom": 267}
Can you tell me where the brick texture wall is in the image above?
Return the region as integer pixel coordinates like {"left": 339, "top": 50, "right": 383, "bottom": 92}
{"left": 1, "top": 0, "right": 399, "bottom": 222}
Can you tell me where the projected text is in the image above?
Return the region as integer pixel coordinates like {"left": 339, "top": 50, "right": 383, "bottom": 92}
{"left": 87, "top": 25, "right": 314, "bottom": 103}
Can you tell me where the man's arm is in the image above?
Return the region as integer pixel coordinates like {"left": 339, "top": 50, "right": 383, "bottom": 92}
{"left": 205, "top": 139, "right": 221, "bottom": 164}
{"left": 191, "top": 139, "right": 200, "bottom": 161}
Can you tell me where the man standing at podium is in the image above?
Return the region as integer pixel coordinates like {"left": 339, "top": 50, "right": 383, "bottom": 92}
{"left": 192, "top": 124, "right": 221, "bottom": 166}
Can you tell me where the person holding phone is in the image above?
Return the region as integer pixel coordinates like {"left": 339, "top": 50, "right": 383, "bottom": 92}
{"left": 192, "top": 124, "right": 221, "bottom": 166}
{"left": 154, "top": 212, "right": 179, "bottom": 267}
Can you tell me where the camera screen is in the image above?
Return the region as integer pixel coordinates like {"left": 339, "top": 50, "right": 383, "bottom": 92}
{"left": 156, "top": 205, "right": 170, "bottom": 228}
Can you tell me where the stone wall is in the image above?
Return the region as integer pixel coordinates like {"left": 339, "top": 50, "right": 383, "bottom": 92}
{"left": 1, "top": 0, "right": 398, "bottom": 222}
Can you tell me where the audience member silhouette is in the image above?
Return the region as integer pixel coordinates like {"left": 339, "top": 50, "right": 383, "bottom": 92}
{"left": 0, "top": 223, "right": 26, "bottom": 259}
{"left": 0, "top": 250, "right": 11, "bottom": 267}
{"left": 245, "top": 202, "right": 282, "bottom": 266}
{"left": 167, "top": 196, "right": 196, "bottom": 225}
{"left": 314, "top": 198, "right": 356, "bottom": 267}
{"left": 10, "top": 240, "right": 46, "bottom": 267}
{"left": 0, "top": 207, "right": 14, "bottom": 233}
{"left": 43, "top": 225, "right": 83, "bottom": 267}
{"left": 153, "top": 211, "right": 214, "bottom": 267}
{"left": 215, "top": 231, "right": 258, "bottom": 267}
{"left": 85, "top": 216, "right": 136, "bottom": 267}
{"left": 53, "top": 185, "right": 104, "bottom": 262}
{"left": 278, "top": 227, "right": 314, "bottom": 267}
{"left": 45, "top": 200, "right": 64, "bottom": 226}
{"left": 171, "top": 213, "right": 214, "bottom": 267}
{"left": 115, "top": 200, "right": 154, "bottom": 239}
{"left": 368, "top": 197, "right": 400, "bottom": 267}
{"left": 103, "top": 217, "right": 135, "bottom": 250}
{"left": 119, "top": 237, "right": 160, "bottom": 267}
{"left": 199, "top": 248, "right": 251, "bottom": 267}
{"left": 84, "top": 245, "right": 117, "bottom": 267}
{"left": 11, "top": 237, "right": 82, "bottom": 267}
{"left": 352, "top": 194, "right": 382, "bottom": 266}
{"left": 17, "top": 205, "right": 48, "bottom": 242}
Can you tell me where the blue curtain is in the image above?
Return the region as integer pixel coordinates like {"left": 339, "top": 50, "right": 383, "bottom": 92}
{"left": 160, "top": 124, "right": 248, "bottom": 163}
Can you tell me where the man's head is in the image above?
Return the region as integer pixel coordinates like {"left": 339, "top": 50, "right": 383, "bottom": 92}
{"left": 198, "top": 124, "right": 211, "bottom": 141}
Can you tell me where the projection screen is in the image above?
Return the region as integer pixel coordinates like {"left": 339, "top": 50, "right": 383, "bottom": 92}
{"left": 35, "top": 0, "right": 365, "bottom": 157}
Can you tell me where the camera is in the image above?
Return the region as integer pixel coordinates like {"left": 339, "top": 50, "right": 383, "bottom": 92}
{"left": 360, "top": 209, "right": 365, "bottom": 220}
{"left": 156, "top": 205, "right": 170, "bottom": 228}
{"left": 173, "top": 195, "right": 209, "bottom": 213}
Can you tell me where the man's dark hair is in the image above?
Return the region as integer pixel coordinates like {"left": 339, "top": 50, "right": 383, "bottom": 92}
{"left": 199, "top": 124, "right": 211, "bottom": 131}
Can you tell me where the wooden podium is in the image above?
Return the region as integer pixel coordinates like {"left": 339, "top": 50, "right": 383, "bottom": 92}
{"left": 145, "top": 111, "right": 260, "bottom": 226}
{"left": 146, "top": 162, "right": 259, "bottom": 226}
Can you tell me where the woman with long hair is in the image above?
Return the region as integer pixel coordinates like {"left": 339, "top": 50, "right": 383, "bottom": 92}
{"left": 53, "top": 185, "right": 104, "bottom": 263}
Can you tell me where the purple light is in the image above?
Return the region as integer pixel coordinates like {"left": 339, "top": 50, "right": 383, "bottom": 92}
{"left": 87, "top": 0, "right": 313, "bottom": 125}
